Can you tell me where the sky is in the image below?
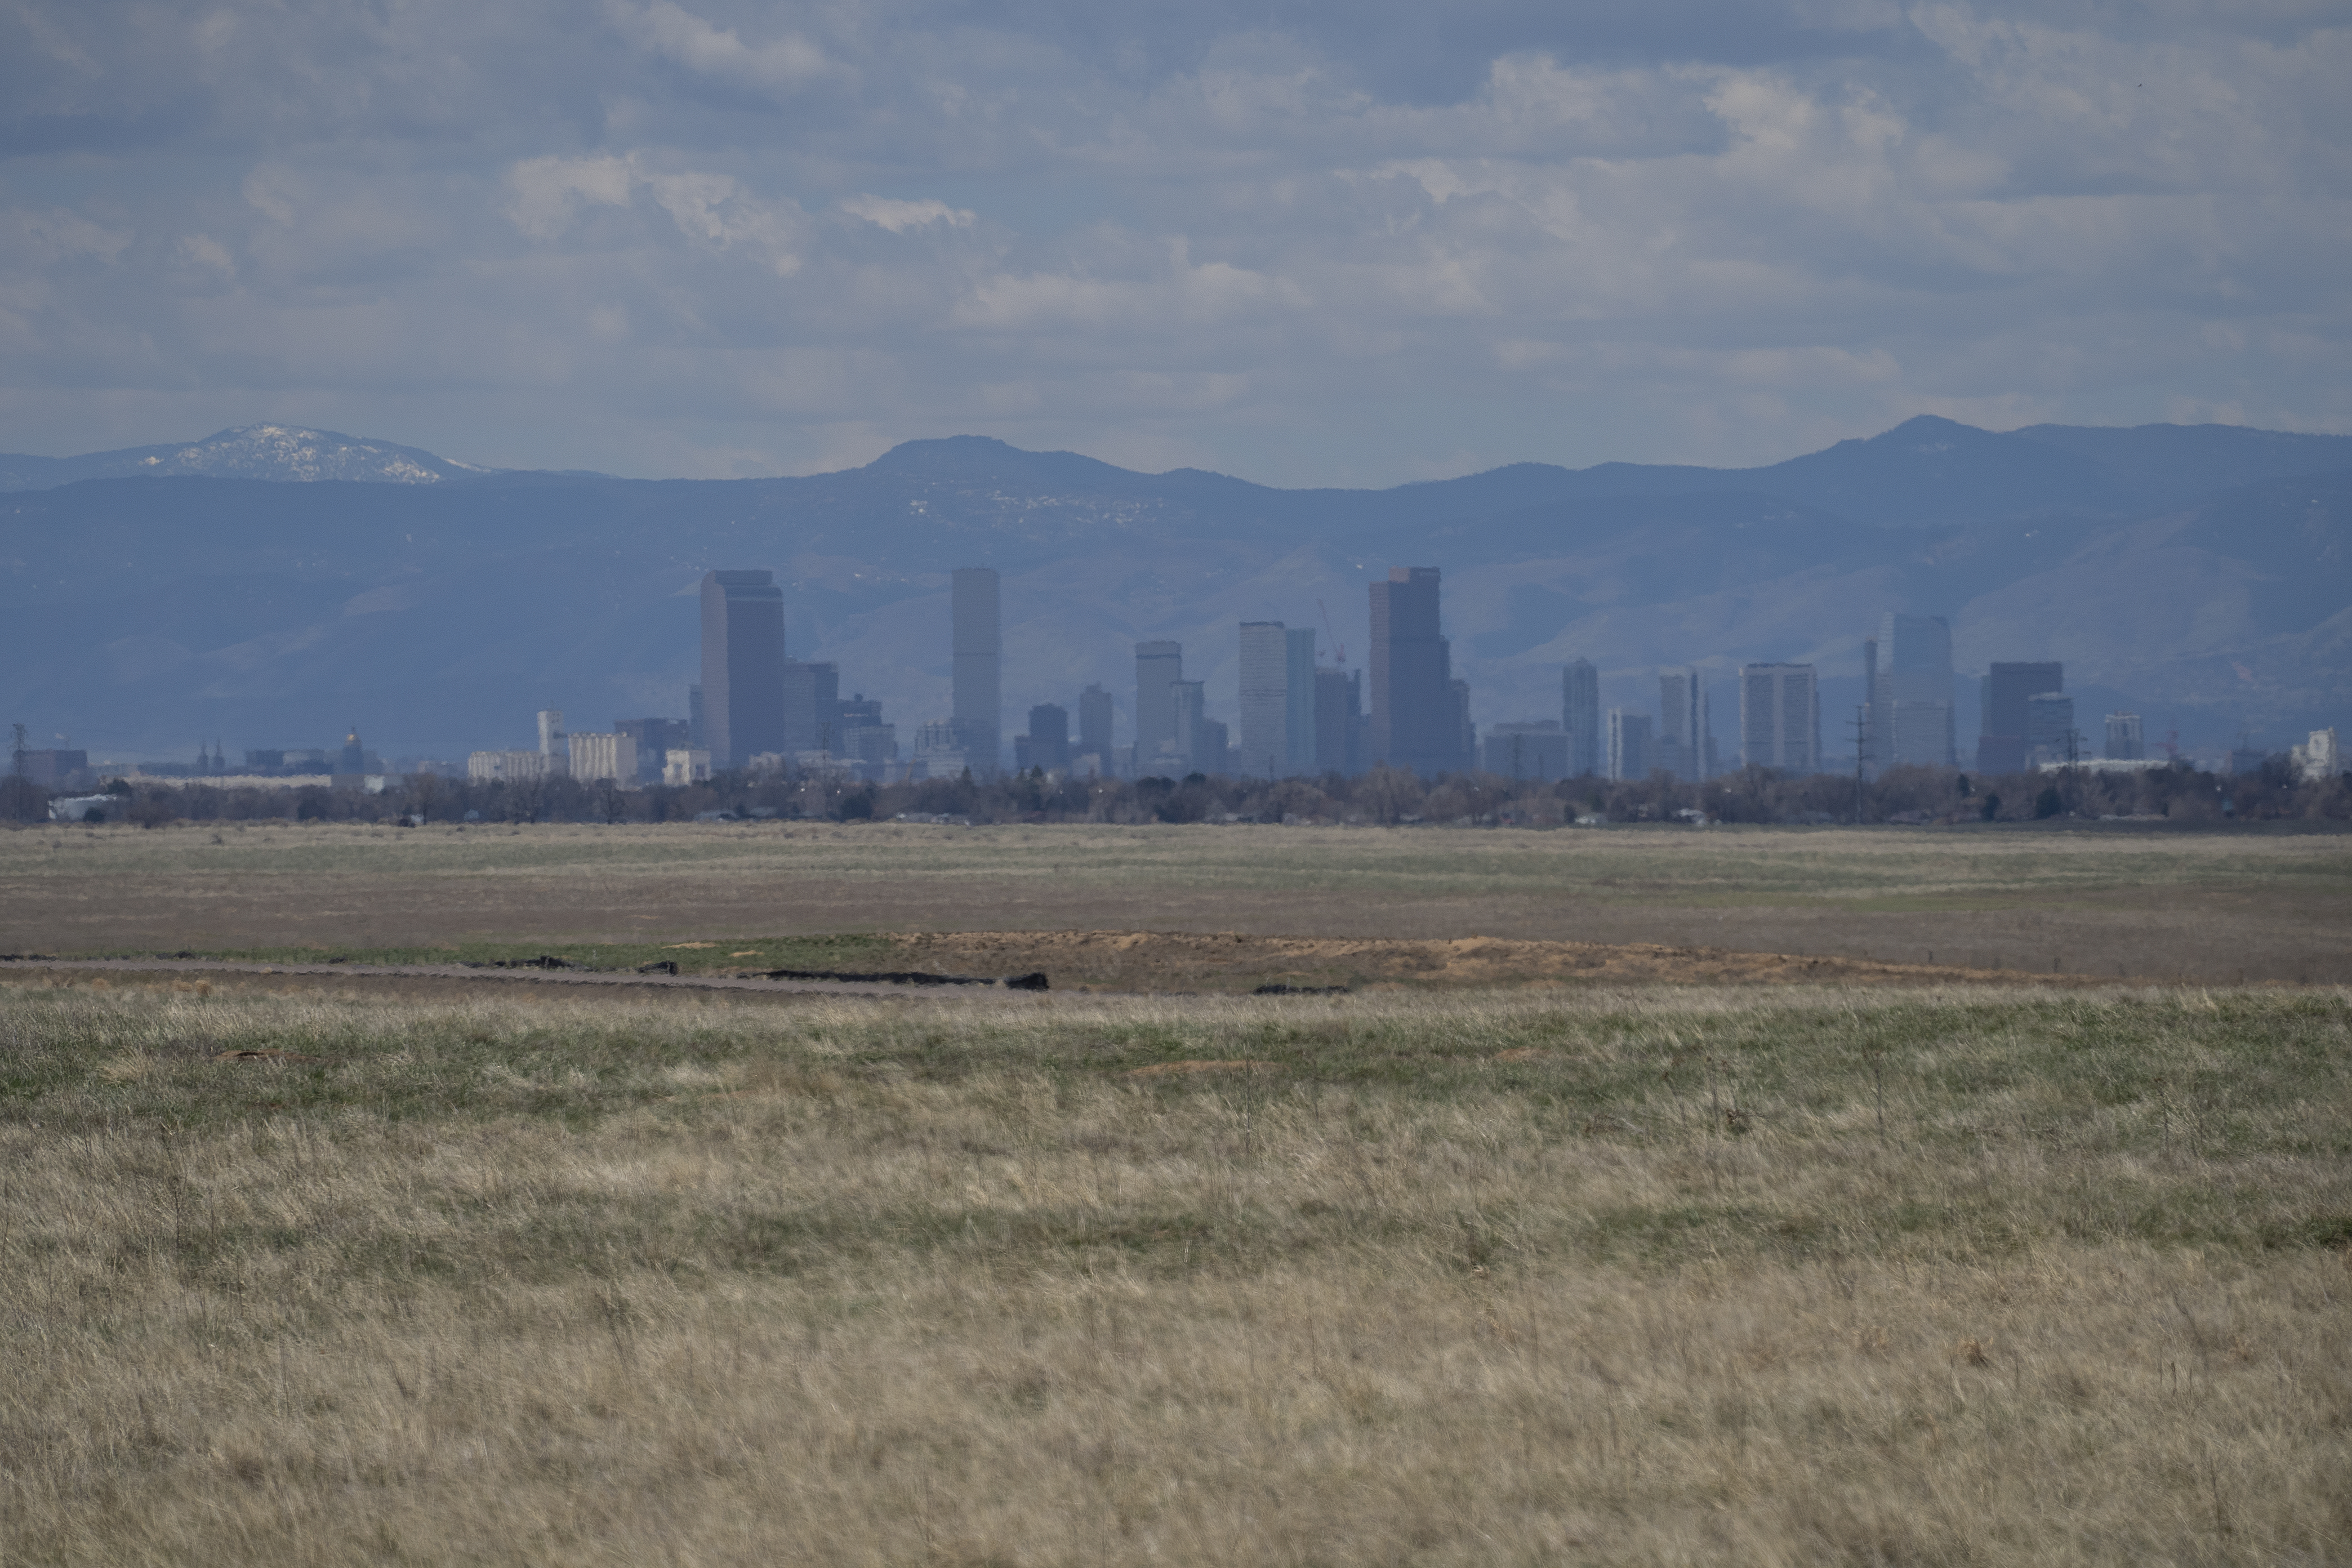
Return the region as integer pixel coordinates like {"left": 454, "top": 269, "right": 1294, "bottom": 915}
{"left": 2, "top": 0, "right": 2347, "bottom": 487}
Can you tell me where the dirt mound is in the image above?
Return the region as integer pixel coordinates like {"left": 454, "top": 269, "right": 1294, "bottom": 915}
{"left": 885, "top": 929, "right": 2100, "bottom": 993}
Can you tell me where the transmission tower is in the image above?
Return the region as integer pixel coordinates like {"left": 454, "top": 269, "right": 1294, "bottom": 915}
{"left": 1846, "top": 705, "right": 1870, "bottom": 823}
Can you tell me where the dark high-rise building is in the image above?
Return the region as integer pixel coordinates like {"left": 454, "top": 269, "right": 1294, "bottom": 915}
{"left": 1285, "top": 627, "right": 1317, "bottom": 773}
{"left": 782, "top": 660, "right": 841, "bottom": 753}
{"left": 1135, "top": 641, "right": 1183, "bottom": 771}
{"left": 1314, "top": 666, "right": 1361, "bottom": 774}
{"left": 700, "top": 570, "right": 787, "bottom": 770}
{"left": 1015, "top": 703, "right": 1070, "bottom": 773}
{"left": 1369, "top": 567, "right": 1467, "bottom": 775}
{"left": 1562, "top": 659, "right": 1600, "bottom": 776}
{"left": 1740, "top": 663, "right": 1820, "bottom": 772}
{"left": 951, "top": 567, "right": 1001, "bottom": 771}
{"left": 1657, "top": 667, "right": 1712, "bottom": 781}
{"left": 616, "top": 718, "right": 691, "bottom": 783}
{"left": 1077, "top": 684, "right": 1115, "bottom": 768}
{"left": 1978, "top": 661, "right": 2063, "bottom": 773}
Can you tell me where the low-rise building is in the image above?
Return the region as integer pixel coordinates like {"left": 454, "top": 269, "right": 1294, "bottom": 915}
{"left": 469, "top": 750, "right": 562, "bottom": 783}
{"left": 2293, "top": 728, "right": 2341, "bottom": 782}
{"left": 663, "top": 749, "right": 711, "bottom": 786}
{"left": 1482, "top": 720, "right": 1569, "bottom": 781}
{"left": 2025, "top": 693, "right": 2076, "bottom": 767}
{"left": 2104, "top": 712, "right": 2144, "bottom": 761}
{"left": 18, "top": 749, "right": 90, "bottom": 790}
{"left": 567, "top": 732, "right": 638, "bottom": 784}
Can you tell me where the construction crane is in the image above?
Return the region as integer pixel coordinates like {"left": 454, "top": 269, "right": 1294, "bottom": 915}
{"left": 1316, "top": 599, "right": 1346, "bottom": 666}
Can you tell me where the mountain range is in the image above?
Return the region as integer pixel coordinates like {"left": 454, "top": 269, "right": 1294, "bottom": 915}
{"left": 2, "top": 417, "right": 2346, "bottom": 765}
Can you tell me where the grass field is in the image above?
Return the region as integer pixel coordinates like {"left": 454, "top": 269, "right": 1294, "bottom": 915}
{"left": 3, "top": 973, "right": 2347, "bottom": 1564}
{"left": 5, "top": 819, "right": 2350, "bottom": 983}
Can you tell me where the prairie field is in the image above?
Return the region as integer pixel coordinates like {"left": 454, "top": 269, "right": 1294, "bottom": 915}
{"left": 3, "top": 819, "right": 2350, "bottom": 984}
{"left": 3, "top": 974, "right": 2348, "bottom": 1565}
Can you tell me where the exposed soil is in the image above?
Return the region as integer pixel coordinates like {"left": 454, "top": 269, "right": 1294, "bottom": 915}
{"left": 884, "top": 929, "right": 2127, "bottom": 992}
{"left": 0, "top": 931, "right": 2169, "bottom": 1004}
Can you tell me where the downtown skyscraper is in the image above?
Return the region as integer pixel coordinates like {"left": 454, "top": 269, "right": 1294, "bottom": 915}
{"left": 699, "top": 569, "right": 787, "bottom": 770}
{"left": 951, "top": 567, "right": 1001, "bottom": 771}
{"left": 1740, "top": 663, "right": 1820, "bottom": 772}
{"left": 1134, "top": 640, "right": 1184, "bottom": 773}
{"left": 1656, "top": 666, "right": 1712, "bottom": 782}
{"left": 1369, "top": 567, "right": 1469, "bottom": 776}
{"left": 1562, "top": 658, "right": 1600, "bottom": 777}
{"left": 1237, "top": 622, "right": 1320, "bottom": 777}
{"left": 1867, "top": 612, "right": 1956, "bottom": 769}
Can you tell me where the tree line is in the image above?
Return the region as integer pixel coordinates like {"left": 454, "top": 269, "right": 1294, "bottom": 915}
{"left": 6, "top": 754, "right": 2348, "bottom": 828}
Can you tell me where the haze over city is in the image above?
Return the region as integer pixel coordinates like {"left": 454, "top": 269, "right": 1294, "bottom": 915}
{"left": 2, "top": 2, "right": 2346, "bottom": 775}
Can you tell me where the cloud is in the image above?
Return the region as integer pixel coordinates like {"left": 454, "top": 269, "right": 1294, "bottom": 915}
{"left": 840, "top": 195, "right": 977, "bottom": 234}
{"left": 504, "top": 155, "right": 636, "bottom": 240}
{"left": 604, "top": 0, "right": 845, "bottom": 94}
{"left": 0, "top": 0, "right": 2343, "bottom": 479}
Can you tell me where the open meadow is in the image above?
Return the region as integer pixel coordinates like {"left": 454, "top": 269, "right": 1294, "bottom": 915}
{"left": 2, "top": 974, "right": 2347, "bottom": 1565}
{"left": 3, "top": 819, "right": 2349, "bottom": 985}
{"left": 5, "top": 821, "right": 2347, "bottom": 1562}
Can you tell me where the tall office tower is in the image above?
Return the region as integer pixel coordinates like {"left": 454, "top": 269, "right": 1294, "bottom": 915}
{"left": 2026, "top": 693, "right": 2077, "bottom": 765}
{"left": 781, "top": 660, "right": 842, "bottom": 752}
{"left": 688, "top": 685, "right": 705, "bottom": 750}
{"left": 1314, "top": 667, "right": 1361, "bottom": 774}
{"left": 1873, "top": 613, "right": 1956, "bottom": 768}
{"left": 1285, "top": 627, "right": 1317, "bottom": 772}
{"left": 1015, "top": 704, "right": 1070, "bottom": 773}
{"left": 700, "top": 569, "right": 788, "bottom": 770}
{"left": 1739, "top": 663, "right": 1820, "bottom": 772}
{"left": 1562, "top": 659, "right": 1601, "bottom": 777}
{"left": 1171, "top": 680, "right": 1217, "bottom": 774}
{"left": 951, "top": 567, "right": 1001, "bottom": 771}
{"left": 1978, "top": 661, "right": 2063, "bottom": 773}
{"left": 2105, "top": 712, "right": 2144, "bottom": 761}
{"left": 1077, "top": 684, "right": 1115, "bottom": 766}
{"left": 1656, "top": 667, "right": 1711, "bottom": 782}
{"left": 1860, "top": 634, "right": 1879, "bottom": 774}
{"left": 537, "top": 709, "right": 565, "bottom": 756}
{"left": 1369, "top": 567, "right": 1464, "bottom": 774}
{"left": 1135, "top": 641, "right": 1183, "bottom": 769}
{"left": 1238, "top": 621, "right": 1291, "bottom": 777}
{"left": 1606, "top": 709, "right": 1651, "bottom": 782}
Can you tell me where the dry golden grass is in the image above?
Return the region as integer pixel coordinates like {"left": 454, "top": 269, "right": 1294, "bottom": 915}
{"left": 5, "top": 819, "right": 2349, "bottom": 983}
{"left": 4, "top": 975, "right": 2348, "bottom": 1564}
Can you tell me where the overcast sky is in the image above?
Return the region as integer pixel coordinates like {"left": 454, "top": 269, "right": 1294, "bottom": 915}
{"left": 3, "top": 1, "right": 2346, "bottom": 484}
